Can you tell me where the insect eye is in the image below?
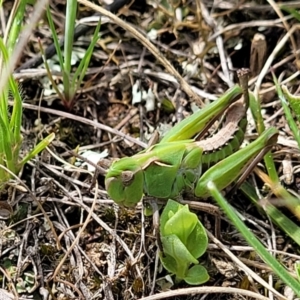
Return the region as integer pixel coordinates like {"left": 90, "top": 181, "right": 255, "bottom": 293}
{"left": 121, "top": 171, "right": 134, "bottom": 186}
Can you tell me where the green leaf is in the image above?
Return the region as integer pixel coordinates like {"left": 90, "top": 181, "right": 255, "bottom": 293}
{"left": 160, "top": 199, "right": 182, "bottom": 234}
{"left": 184, "top": 265, "right": 209, "bottom": 285}
{"left": 159, "top": 253, "right": 178, "bottom": 275}
{"left": 186, "top": 219, "right": 208, "bottom": 259}
{"left": 163, "top": 205, "right": 198, "bottom": 245}
{"left": 159, "top": 199, "right": 209, "bottom": 282}
{"left": 160, "top": 199, "right": 208, "bottom": 259}
{"left": 161, "top": 234, "right": 198, "bottom": 267}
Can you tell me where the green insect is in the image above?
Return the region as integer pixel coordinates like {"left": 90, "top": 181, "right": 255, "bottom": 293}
{"left": 105, "top": 84, "right": 278, "bottom": 207}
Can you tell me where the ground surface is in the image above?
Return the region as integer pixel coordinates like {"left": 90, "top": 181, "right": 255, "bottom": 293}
{"left": 1, "top": 0, "right": 300, "bottom": 299}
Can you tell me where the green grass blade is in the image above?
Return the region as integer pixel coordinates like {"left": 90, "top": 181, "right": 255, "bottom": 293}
{"left": 63, "top": 0, "right": 78, "bottom": 99}
{"left": 280, "top": 6, "right": 300, "bottom": 22}
{"left": 20, "top": 133, "right": 55, "bottom": 167}
{"left": 241, "top": 182, "right": 300, "bottom": 247}
{"left": 208, "top": 181, "right": 300, "bottom": 297}
{"left": 272, "top": 75, "right": 300, "bottom": 148}
{"left": 46, "top": 6, "right": 64, "bottom": 69}
{"left": 8, "top": 76, "right": 22, "bottom": 144}
{"left": 249, "top": 91, "right": 279, "bottom": 183}
{"left": 282, "top": 84, "right": 300, "bottom": 121}
{"left": 64, "top": 0, "right": 77, "bottom": 73}
{"left": 0, "top": 112, "right": 14, "bottom": 173}
{"left": 74, "top": 21, "right": 101, "bottom": 87}
{"left": 46, "top": 5, "right": 72, "bottom": 103}
{"left": 251, "top": 76, "right": 300, "bottom": 219}
{"left": 0, "top": 38, "right": 10, "bottom": 125}
{"left": 7, "top": 0, "right": 27, "bottom": 55}
{"left": 39, "top": 39, "right": 65, "bottom": 101}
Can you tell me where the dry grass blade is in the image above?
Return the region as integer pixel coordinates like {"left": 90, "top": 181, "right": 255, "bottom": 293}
{"left": 77, "top": 0, "right": 205, "bottom": 106}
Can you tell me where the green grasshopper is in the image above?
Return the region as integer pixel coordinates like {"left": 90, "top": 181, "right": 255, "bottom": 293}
{"left": 105, "top": 84, "right": 278, "bottom": 207}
